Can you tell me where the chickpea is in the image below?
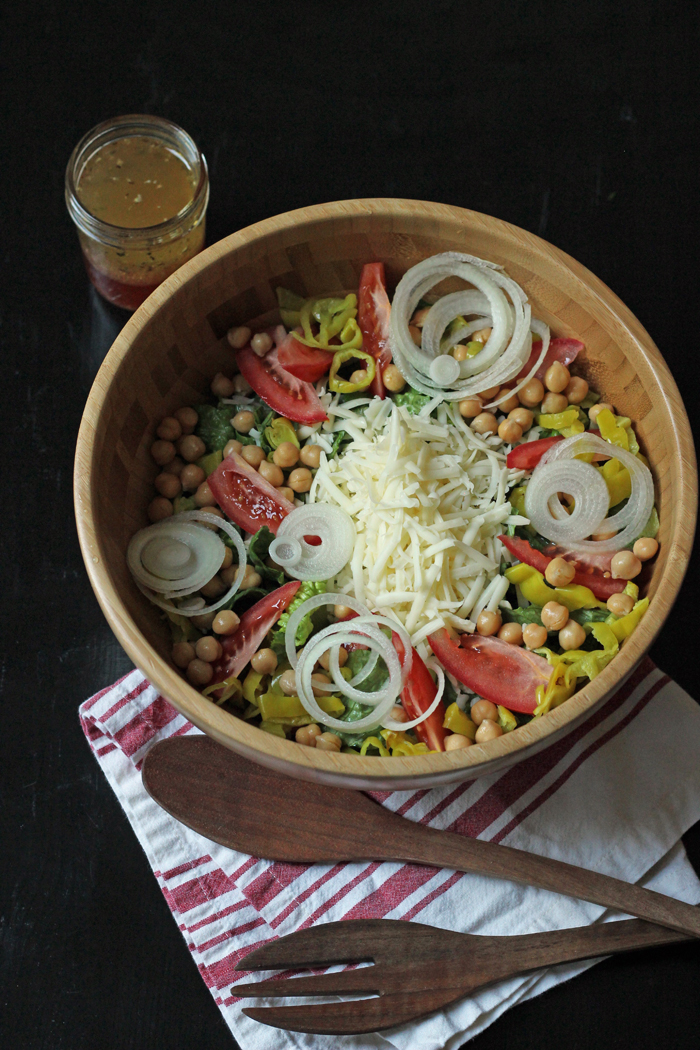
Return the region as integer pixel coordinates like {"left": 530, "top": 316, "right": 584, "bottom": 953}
{"left": 316, "top": 732, "right": 342, "bottom": 752}
{"left": 200, "top": 575, "right": 226, "bottom": 599}
{"left": 477, "top": 610, "right": 502, "bottom": 636}
{"left": 211, "top": 372, "right": 234, "bottom": 398}
{"left": 508, "top": 407, "right": 534, "bottom": 430}
{"left": 382, "top": 364, "right": 406, "bottom": 392}
{"left": 347, "top": 369, "right": 367, "bottom": 386}
{"left": 257, "top": 460, "right": 283, "bottom": 486}
{"left": 458, "top": 397, "right": 483, "bottom": 419}
{"left": 174, "top": 406, "right": 199, "bottom": 434}
{"left": 180, "top": 463, "right": 206, "bottom": 491}
{"left": 273, "top": 441, "right": 299, "bottom": 469}
{"left": 541, "top": 392, "right": 569, "bottom": 414}
{"left": 334, "top": 604, "right": 352, "bottom": 620}
{"left": 566, "top": 376, "right": 589, "bottom": 404}
{"left": 232, "top": 410, "right": 255, "bottom": 434}
{"left": 588, "top": 402, "right": 614, "bottom": 424}
{"left": 171, "top": 641, "right": 195, "bottom": 668}
{"left": 410, "top": 307, "right": 430, "bottom": 327}
{"left": 148, "top": 497, "right": 173, "bottom": 522}
{"left": 541, "top": 601, "right": 570, "bottom": 631}
{"left": 523, "top": 623, "right": 548, "bottom": 649}
{"left": 198, "top": 506, "right": 224, "bottom": 530}
{"left": 278, "top": 486, "right": 295, "bottom": 503}
{"left": 452, "top": 344, "right": 468, "bottom": 362}
{"left": 518, "top": 378, "right": 545, "bottom": 407}
{"left": 611, "top": 550, "right": 642, "bottom": 580}
{"left": 493, "top": 388, "right": 518, "bottom": 414}
{"left": 497, "top": 419, "right": 523, "bottom": 444}
{"left": 212, "top": 609, "right": 241, "bottom": 635}
{"left": 318, "top": 646, "right": 348, "bottom": 671}
{"left": 300, "top": 444, "right": 322, "bottom": 468}
{"left": 544, "top": 361, "right": 571, "bottom": 393}
{"left": 471, "top": 412, "right": 499, "bottom": 436}
{"left": 475, "top": 719, "right": 503, "bottom": 743}
{"left": 251, "top": 331, "right": 273, "bottom": 357}
{"left": 163, "top": 455, "right": 185, "bottom": 477}
{"left": 559, "top": 620, "right": 586, "bottom": 651}
{"left": 477, "top": 385, "right": 501, "bottom": 401}
{"left": 470, "top": 699, "right": 499, "bottom": 725}
{"left": 151, "top": 439, "right": 176, "bottom": 466}
{"left": 445, "top": 733, "right": 473, "bottom": 751}
{"left": 193, "top": 480, "right": 217, "bottom": 507}
{"left": 227, "top": 325, "right": 252, "bottom": 349}
{"left": 223, "top": 439, "right": 243, "bottom": 459}
{"left": 195, "top": 636, "right": 223, "bottom": 663}
{"left": 240, "top": 566, "right": 262, "bottom": 590}
{"left": 288, "top": 467, "right": 313, "bottom": 493}
{"left": 498, "top": 622, "right": 523, "bottom": 645}
{"left": 157, "top": 416, "right": 182, "bottom": 442}
{"left": 191, "top": 611, "right": 215, "bottom": 631}
{"left": 219, "top": 565, "right": 238, "bottom": 586}
{"left": 251, "top": 648, "right": 278, "bottom": 675}
{"left": 591, "top": 528, "right": 617, "bottom": 542}
{"left": 634, "top": 537, "right": 659, "bottom": 561}
{"left": 178, "top": 434, "right": 206, "bottom": 463}
{"left": 472, "top": 327, "right": 492, "bottom": 343}
{"left": 544, "top": 557, "right": 576, "bottom": 587}
{"left": 186, "top": 658, "right": 214, "bottom": 686}
{"left": 233, "top": 374, "right": 253, "bottom": 395}
{"left": 387, "top": 704, "right": 407, "bottom": 723}
{"left": 311, "top": 672, "right": 331, "bottom": 695}
{"left": 409, "top": 324, "right": 422, "bottom": 345}
{"left": 607, "top": 592, "right": 634, "bottom": 617}
{"left": 278, "top": 669, "right": 298, "bottom": 696}
{"left": 221, "top": 547, "right": 233, "bottom": 569}
{"left": 242, "top": 445, "right": 266, "bottom": 469}
{"left": 295, "top": 724, "right": 322, "bottom": 746}
{"left": 154, "top": 472, "right": 181, "bottom": 499}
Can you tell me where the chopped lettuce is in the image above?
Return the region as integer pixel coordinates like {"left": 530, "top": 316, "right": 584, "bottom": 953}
{"left": 270, "top": 580, "right": 328, "bottom": 656}
{"left": 392, "top": 386, "right": 433, "bottom": 415}
{"left": 503, "top": 606, "right": 544, "bottom": 626}
{"left": 195, "top": 403, "right": 237, "bottom": 452}
{"left": 247, "top": 526, "right": 286, "bottom": 585}
{"left": 334, "top": 697, "right": 378, "bottom": 748}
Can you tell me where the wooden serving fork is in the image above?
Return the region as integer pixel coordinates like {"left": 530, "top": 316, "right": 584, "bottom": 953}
{"left": 234, "top": 917, "right": 692, "bottom": 1034}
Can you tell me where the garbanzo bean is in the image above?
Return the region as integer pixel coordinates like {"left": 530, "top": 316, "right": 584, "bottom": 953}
{"left": 258, "top": 460, "right": 284, "bottom": 486}
{"left": 315, "top": 732, "right": 342, "bottom": 751}
{"left": 388, "top": 704, "right": 407, "bottom": 723}
{"left": 470, "top": 699, "right": 498, "bottom": 725}
{"left": 471, "top": 412, "right": 499, "bottom": 436}
{"left": 157, "top": 416, "right": 182, "bottom": 442}
{"left": 163, "top": 456, "right": 185, "bottom": 477}
{"left": 180, "top": 463, "right": 206, "bottom": 491}
{"left": 498, "top": 622, "right": 523, "bottom": 645}
{"left": 477, "top": 610, "right": 502, "bottom": 636}
{"left": 497, "top": 419, "right": 523, "bottom": 443}
{"left": 334, "top": 604, "right": 352, "bottom": 620}
{"left": 541, "top": 601, "right": 570, "bottom": 631}
{"left": 147, "top": 497, "right": 173, "bottom": 522}
{"left": 278, "top": 486, "right": 295, "bottom": 503}
{"left": 544, "top": 361, "right": 570, "bottom": 393}
{"left": 508, "top": 407, "right": 534, "bottom": 430}
{"left": 212, "top": 609, "right": 241, "bottom": 635}
{"left": 496, "top": 388, "right": 520, "bottom": 413}
{"left": 273, "top": 441, "right": 299, "bottom": 468}
{"left": 300, "top": 444, "right": 322, "bottom": 468}
{"left": 178, "top": 434, "right": 206, "bottom": 462}
{"left": 382, "top": 364, "right": 405, "bottom": 392}
{"left": 278, "top": 669, "right": 297, "bottom": 695}
{"left": 541, "top": 392, "right": 569, "bottom": 414}
{"left": 221, "top": 546, "right": 233, "bottom": 569}
{"left": 223, "top": 439, "right": 243, "bottom": 459}
{"left": 475, "top": 719, "right": 503, "bottom": 743}
{"left": 295, "top": 724, "right": 322, "bottom": 746}
{"left": 186, "top": 658, "right": 213, "bottom": 686}
{"left": 227, "top": 325, "right": 252, "bottom": 349}
{"left": 251, "top": 331, "right": 273, "bottom": 356}
{"left": 311, "top": 672, "right": 331, "bottom": 695}
{"left": 452, "top": 344, "right": 468, "bottom": 362}
{"left": 193, "top": 480, "right": 217, "bottom": 507}
{"left": 151, "top": 439, "right": 176, "bottom": 466}
{"left": 240, "top": 565, "right": 262, "bottom": 589}
{"left": 211, "top": 372, "right": 234, "bottom": 398}
{"left": 174, "top": 406, "right": 198, "bottom": 434}
{"left": 196, "top": 505, "right": 223, "bottom": 529}
{"left": 518, "top": 377, "right": 545, "bottom": 407}
{"left": 409, "top": 324, "right": 422, "bottom": 345}
{"left": 195, "top": 636, "right": 222, "bottom": 662}
{"left": 458, "top": 397, "right": 483, "bottom": 419}
{"left": 288, "top": 467, "right": 313, "bottom": 492}
{"left": 233, "top": 374, "right": 252, "bottom": 395}
{"left": 445, "top": 734, "right": 472, "bottom": 751}
{"left": 348, "top": 369, "right": 368, "bottom": 386}
{"left": 318, "top": 646, "right": 348, "bottom": 671}
{"left": 472, "top": 327, "right": 492, "bottom": 343}
{"left": 559, "top": 620, "right": 586, "bottom": 650}
{"left": 588, "top": 402, "right": 614, "bottom": 424}
{"left": 200, "top": 575, "right": 227, "bottom": 599}
{"left": 171, "top": 641, "right": 195, "bottom": 668}
{"left": 566, "top": 376, "right": 589, "bottom": 404}
{"left": 611, "top": 550, "right": 642, "bottom": 580}
{"left": 545, "top": 557, "right": 576, "bottom": 587}
{"left": 251, "top": 648, "right": 278, "bottom": 674}
{"left": 232, "top": 410, "right": 255, "bottom": 434}
{"left": 242, "top": 445, "right": 266, "bottom": 469}
{"left": 633, "top": 537, "right": 659, "bottom": 561}
{"left": 607, "top": 592, "right": 635, "bottom": 616}
{"left": 155, "top": 472, "right": 181, "bottom": 499}
{"left": 523, "top": 623, "right": 548, "bottom": 649}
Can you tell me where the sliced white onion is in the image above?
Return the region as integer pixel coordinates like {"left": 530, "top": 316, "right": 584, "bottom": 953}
{"left": 269, "top": 505, "right": 356, "bottom": 581}
{"left": 525, "top": 433, "right": 654, "bottom": 553}
{"left": 381, "top": 660, "right": 446, "bottom": 732}
{"left": 128, "top": 511, "right": 247, "bottom": 616}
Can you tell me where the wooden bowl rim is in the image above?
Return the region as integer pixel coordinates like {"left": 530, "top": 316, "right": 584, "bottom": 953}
{"left": 74, "top": 197, "right": 697, "bottom": 783}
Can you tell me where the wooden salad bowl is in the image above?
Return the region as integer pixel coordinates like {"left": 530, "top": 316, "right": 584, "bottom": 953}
{"left": 74, "top": 199, "right": 697, "bottom": 790}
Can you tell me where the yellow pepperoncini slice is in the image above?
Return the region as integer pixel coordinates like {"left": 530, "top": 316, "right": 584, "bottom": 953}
{"left": 536, "top": 407, "right": 582, "bottom": 433}
{"left": 257, "top": 691, "right": 345, "bottom": 724}
{"left": 505, "top": 562, "right": 607, "bottom": 611}
{"left": 606, "top": 598, "right": 649, "bottom": 641}
{"left": 328, "top": 348, "right": 376, "bottom": 393}
{"left": 442, "top": 702, "right": 477, "bottom": 739}
{"left": 534, "top": 621, "right": 620, "bottom": 717}
{"left": 202, "top": 675, "right": 243, "bottom": 706}
{"left": 196, "top": 449, "right": 224, "bottom": 477}
{"left": 264, "top": 416, "right": 300, "bottom": 452}
{"left": 598, "top": 457, "right": 632, "bottom": 507}
{"left": 360, "top": 735, "right": 390, "bottom": 757}
{"left": 296, "top": 293, "right": 362, "bottom": 352}
{"left": 596, "top": 408, "right": 630, "bottom": 451}
{"left": 243, "top": 670, "right": 265, "bottom": 705}
{"left": 497, "top": 706, "right": 518, "bottom": 733}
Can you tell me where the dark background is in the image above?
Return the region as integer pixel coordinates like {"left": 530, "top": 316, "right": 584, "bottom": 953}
{"left": 2, "top": 1, "right": 699, "bottom": 1047}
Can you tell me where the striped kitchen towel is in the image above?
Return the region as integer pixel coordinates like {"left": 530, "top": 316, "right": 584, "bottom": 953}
{"left": 80, "top": 657, "right": 700, "bottom": 1050}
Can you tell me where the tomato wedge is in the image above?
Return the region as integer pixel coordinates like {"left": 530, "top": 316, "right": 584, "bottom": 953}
{"left": 506, "top": 436, "right": 563, "bottom": 470}
{"left": 276, "top": 332, "right": 332, "bottom": 383}
{"left": 210, "top": 581, "right": 301, "bottom": 686}
{"left": 428, "top": 629, "right": 550, "bottom": 714}
{"left": 517, "top": 337, "right": 585, "bottom": 382}
{"left": 498, "top": 534, "right": 624, "bottom": 600}
{"left": 358, "top": 262, "right": 392, "bottom": 398}
{"left": 236, "top": 345, "right": 328, "bottom": 424}
{"left": 208, "top": 452, "right": 295, "bottom": 536}
{"left": 392, "top": 632, "right": 446, "bottom": 751}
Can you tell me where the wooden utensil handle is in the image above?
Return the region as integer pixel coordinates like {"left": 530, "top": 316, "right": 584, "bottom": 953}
{"left": 391, "top": 825, "right": 700, "bottom": 938}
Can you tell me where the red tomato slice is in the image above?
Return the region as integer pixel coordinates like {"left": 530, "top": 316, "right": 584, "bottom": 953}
{"left": 517, "top": 337, "right": 585, "bottom": 382}
{"left": 210, "top": 581, "right": 301, "bottom": 686}
{"left": 542, "top": 542, "right": 613, "bottom": 575}
{"left": 236, "top": 346, "right": 328, "bottom": 424}
{"left": 392, "top": 632, "right": 446, "bottom": 751}
{"left": 506, "top": 436, "right": 563, "bottom": 470}
{"left": 276, "top": 333, "right": 332, "bottom": 383}
{"left": 358, "top": 262, "right": 392, "bottom": 399}
{"left": 208, "top": 452, "right": 295, "bottom": 536}
{"left": 498, "top": 534, "right": 624, "bottom": 600}
{"left": 428, "top": 629, "right": 550, "bottom": 714}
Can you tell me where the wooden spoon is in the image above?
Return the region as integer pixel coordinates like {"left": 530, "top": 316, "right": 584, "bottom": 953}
{"left": 142, "top": 736, "right": 700, "bottom": 937}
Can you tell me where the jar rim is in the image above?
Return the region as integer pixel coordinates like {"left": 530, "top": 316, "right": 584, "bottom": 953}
{"left": 65, "top": 114, "right": 209, "bottom": 246}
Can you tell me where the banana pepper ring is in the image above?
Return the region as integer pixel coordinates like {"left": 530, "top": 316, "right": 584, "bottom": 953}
{"left": 328, "top": 347, "right": 376, "bottom": 393}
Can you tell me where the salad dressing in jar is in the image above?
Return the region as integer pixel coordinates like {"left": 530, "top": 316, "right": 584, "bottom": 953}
{"left": 65, "top": 115, "right": 209, "bottom": 310}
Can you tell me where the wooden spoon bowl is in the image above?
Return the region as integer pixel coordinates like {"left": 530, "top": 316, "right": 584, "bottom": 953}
{"left": 74, "top": 198, "right": 696, "bottom": 789}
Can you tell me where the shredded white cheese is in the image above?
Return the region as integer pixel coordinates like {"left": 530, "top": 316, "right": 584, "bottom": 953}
{"left": 308, "top": 396, "right": 525, "bottom": 650}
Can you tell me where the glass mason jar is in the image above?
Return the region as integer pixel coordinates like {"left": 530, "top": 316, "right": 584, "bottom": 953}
{"left": 65, "top": 114, "right": 209, "bottom": 310}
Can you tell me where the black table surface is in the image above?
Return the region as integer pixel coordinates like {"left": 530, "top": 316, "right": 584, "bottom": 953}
{"left": 3, "top": 1, "right": 699, "bottom": 1047}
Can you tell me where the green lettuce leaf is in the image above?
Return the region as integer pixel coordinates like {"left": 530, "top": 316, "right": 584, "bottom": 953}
{"left": 248, "top": 526, "right": 286, "bottom": 585}
{"left": 392, "top": 386, "right": 433, "bottom": 415}
{"left": 270, "top": 580, "right": 328, "bottom": 656}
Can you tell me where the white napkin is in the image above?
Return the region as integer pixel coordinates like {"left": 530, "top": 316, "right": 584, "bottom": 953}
{"left": 80, "top": 657, "right": 700, "bottom": 1049}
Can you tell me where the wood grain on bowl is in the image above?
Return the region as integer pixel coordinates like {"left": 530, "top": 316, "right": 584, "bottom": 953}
{"left": 74, "top": 199, "right": 697, "bottom": 789}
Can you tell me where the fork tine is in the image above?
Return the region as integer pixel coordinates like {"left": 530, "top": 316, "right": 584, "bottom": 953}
{"left": 234, "top": 966, "right": 380, "bottom": 999}
{"left": 236, "top": 920, "right": 387, "bottom": 971}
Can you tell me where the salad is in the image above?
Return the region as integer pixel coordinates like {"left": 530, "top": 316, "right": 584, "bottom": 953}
{"left": 128, "top": 253, "right": 659, "bottom": 757}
